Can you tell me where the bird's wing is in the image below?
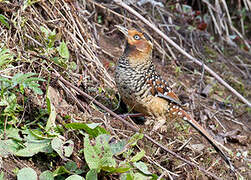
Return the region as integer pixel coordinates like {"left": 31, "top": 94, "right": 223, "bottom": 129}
{"left": 156, "top": 91, "right": 182, "bottom": 106}
{"left": 147, "top": 74, "right": 182, "bottom": 105}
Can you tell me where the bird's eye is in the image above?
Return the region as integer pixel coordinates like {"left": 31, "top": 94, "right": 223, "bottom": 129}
{"left": 133, "top": 35, "right": 141, "bottom": 40}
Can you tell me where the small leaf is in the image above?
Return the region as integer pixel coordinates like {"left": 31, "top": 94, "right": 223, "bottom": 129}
{"left": 65, "top": 174, "right": 84, "bottom": 180}
{"left": 110, "top": 139, "right": 127, "bottom": 155}
{"left": 51, "top": 137, "right": 65, "bottom": 160}
{"left": 65, "top": 123, "right": 108, "bottom": 137}
{"left": 58, "top": 41, "right": 69, "bottom": 59}
{"left": 17, "top": 168, "right": 37, "bottom": 180}
{"left": 133, "top": 161, "right": 152, "bottom": 175}
{"left": 64, "top": 140, "right": 74, "bottom": 157}
{"left": 45, "top": 87, "right": 57, "bottom": 131}
{"left": 51, "top": 137, "right": 73, "bottom": 159}
{"left": 39, "top": 170, "right": 54, "bottom": 180}
{"left": 0, "top": 172, "right": 4, "bottom": 180}
{"left": 130, "top": 150, "right": 145, "bottom": 163}
{"left": 65, "top": 161, "right": 77, "bottom": 172}
{"left": 86, "top": 169, "right": 97, "bottom": 180}
{"left": 102, "top": 166, "right": 130, "bottom": 173}
{"left": 127, "top": 133, "right": 144, "bottom": 146}
{"left": 0, "top": 14, "right": 10, "bottom": 29}
{"left": 86, "top": 123, "right": 102, "bottom": 129}
{"left": 53, "top": 166, "right": 70, "bottom": 177}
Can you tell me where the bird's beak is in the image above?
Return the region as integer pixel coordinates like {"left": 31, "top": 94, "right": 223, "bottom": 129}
{"left": 115, "top": 25, "right": 128, "bottom": 37}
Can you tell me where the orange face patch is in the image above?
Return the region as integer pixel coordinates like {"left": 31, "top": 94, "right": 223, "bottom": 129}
{"left": 126, "top": 29, "right": 153, "bottom": 66}
{"left": 127, "top": 30, "right": 152, "bottom": 52}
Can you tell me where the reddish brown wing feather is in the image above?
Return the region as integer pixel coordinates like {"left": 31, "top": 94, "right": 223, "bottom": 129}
{"left": 147, "top": 74, "right": 182, "bottom": 105}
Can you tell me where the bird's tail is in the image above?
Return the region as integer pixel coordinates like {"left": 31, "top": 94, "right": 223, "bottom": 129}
{"left": 176, "top": 108, "right": 234, "bottom": 170}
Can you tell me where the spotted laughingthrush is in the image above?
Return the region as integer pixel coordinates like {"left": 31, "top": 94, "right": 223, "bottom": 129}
{"left": 115, "top": 26, "right": 233, "bottom": 168}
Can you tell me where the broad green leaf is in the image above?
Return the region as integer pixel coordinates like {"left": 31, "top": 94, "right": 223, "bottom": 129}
{"left": 39, "top": 170, "right": 54, "bottom": 180}
{"left": 130, "top": 150, "right": 145, "bottom": 163}
{"left": 86, "top": 169, "right": 97, "bottom": 180}
{"left": 110, "top": 139, "right": 127, "bottom": 155}
{"left": 133, "top": 161, "right": 151, "bottom": 175}
{"left": 84, "top": 134, "right": 116, "bottom": 172}
{"left": 17, "top": 168, "right": 37, "bottom": 180}
{"left": 65, "top": 123, "right": 108, "bottom": 137}
{"left": 15, "top": 139, "right": 52, "bottom": 157}
{"left": 58, "top": 41, "right": 69, "bottom": 59}
{"left": 4, "top": 128, "right": 23, "bottom": 141}
{"left": 0, "top": 139, "right": 20, "bottom": 157}
{"left": 65, "top": 174, "right": 84, "bottom": 180}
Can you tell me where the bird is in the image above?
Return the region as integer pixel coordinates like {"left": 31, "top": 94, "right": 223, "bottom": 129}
{"left": 115, "top": 25, "right": 233, "bottom": 169}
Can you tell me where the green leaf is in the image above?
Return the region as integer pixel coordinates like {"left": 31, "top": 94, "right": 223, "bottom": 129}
{"left": 86, "top": 169, "right": 97, "bottom": 180}
{"left": 64, "top": 161, "right": 77, "bottom": 172}
{"left": 51, "top": 137, "right": 65, "bottom": 159}
{"left": 53, "top": 166, "right": 71, "bottom": 177}
{"left": 15, "top": 139, "right": 52, "bottom": 157}
{"left": 102, "top": 166, "right": 130, "bottom": 173}
{"left": 51, "top": 137, "right": 74, "bottom": 159}
{"left": 130, "top": 150, "right": 145, "bottom": 163}
{"left": 133, "top": 172, "right": 151, "bottom": 180}
{"left": 17, "top": 168, "right": 37, "bottom": 180}
{"left": 0, "top": 139, "right": 20, "bottom": 157}
{"left": 0, "top": 171, "right": 4, "bottom": 180}
{"left": 65, "top": 174, "right": 84, "bottom": 180}
{"left": 0, "top": 48, "right": 13, "bottom": 67}
{"left": 110, "top": 139, "right": 127, "bottom": 155}
{"left": 69, "top": 61, "right": 77, "bottom": 71}
{"left": 120, "top": 173, "right": 134, "bottom": 180}
{"left": 39, "top": 170, "right": 54, "bottom": 180}
{"left": 65, "top": 123, "right": 108, "bottom": 137}
{"left": 127, "top": 133, "right": 144, "bottom": 146}
{"left": 58, "top": 41, "right": 69, "bottom": 59}
{"left": 84, "top": 134, "right": 116, "bottom": 172}
{"left": 0, "top": 14, "right": 9, "bottom": 29}
{"left": 4, "top": 128, "right": 23, "bottom": 141}
{"left": 133, "top": 161, "right": 152, "bottom": 175}
{"left": 45, "top": 87, "right": 57, "bottom": 131}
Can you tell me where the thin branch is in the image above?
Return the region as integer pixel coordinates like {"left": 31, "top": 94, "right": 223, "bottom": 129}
{"left": 53, "top": 72, "right": 223, "bottom": 180}
{"left": 112, "top": 0, "right": 251, "bottom": 108}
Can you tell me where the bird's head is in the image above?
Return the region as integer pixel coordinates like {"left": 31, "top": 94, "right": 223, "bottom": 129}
{"left": 116, "top": 26, "right": 153, "bottom": 66}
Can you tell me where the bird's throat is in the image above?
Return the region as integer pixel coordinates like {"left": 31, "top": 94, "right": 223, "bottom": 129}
{"left": 124, "top": 43, "right": 152, "bottom": 68}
